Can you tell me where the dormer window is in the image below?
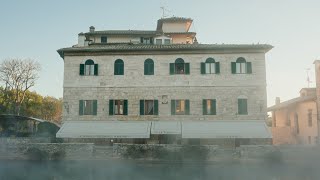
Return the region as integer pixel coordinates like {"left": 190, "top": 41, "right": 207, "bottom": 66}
{"left": 140, "top": 37, "right": 152, "bottom": 44}
{"left": 155, "top": 39, "right": 162, "bottom": 45}
{"left": 154, "top": 36, "right": 171, "bottom": 45}
{"left": 164, "top": 39, "right": 171, "bottom": 44}
{"left": 101, "top": 36, "right": 107, "bottom": 43}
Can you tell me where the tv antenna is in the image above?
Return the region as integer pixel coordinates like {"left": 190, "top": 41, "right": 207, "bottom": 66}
{"left": 306, "top": 68, "right": 312, "bottom": 87}
{"left": 160, "top": 6, "right": 170, "bottom": 18}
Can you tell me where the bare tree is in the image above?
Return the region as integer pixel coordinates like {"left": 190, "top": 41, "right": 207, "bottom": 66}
{"left": 0, "top": 58, "right": 41, "bottom": 115}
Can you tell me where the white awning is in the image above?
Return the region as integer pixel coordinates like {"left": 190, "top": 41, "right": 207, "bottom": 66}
{"left": 151, "top": 121, "right": 181, "bottom": 134}
{"left": 56, "top": 121, "right": 151, "bottom": 138}
{"left": 182, "top": 120, "right": 272, "bottom": 139}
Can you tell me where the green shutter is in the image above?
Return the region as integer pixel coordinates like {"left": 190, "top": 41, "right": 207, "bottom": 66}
{"left": 231, "top": 62, "right": 236, "bottom": 74}
{"left": 80, "top": 64, "right": 84, "bottom": 75}
{"left": 144, "top": 63, "right": 148, "bottom": 75}
{"left": 150, "top": 64, "right": 154, "bottom": 75}
{"left": 185, "top": 100, "right": 190, "bottom": 115}
{"left": 120, "top": 64, "right": 124, "bottom": 75}
{"left": 247, "top": 62, "right": 252, "bottom": 74}
{"left": 154, "top": 100, "right": 159, "bottom": 115}
{"left": 215, "top": 62, "right": 220, "bottom": 74}
{"left": 79, "top": 100, "right": 84, "bottom": 115}
{"left": 109, "top": 100, "right": 114, "bottom": 115}
{"left": 171, "top": 100, "right": 175, "bottom": 115}
{"left": 202, "top": 99, "right": 207, "bottom": 115}
{"left": 238, "top": 99, "right": 248, "bottom": 115}
{"left": 185, "top": 63, "right": 190, "bottom": 74}
{"left": 93, "top": 100, "right": 97, "bottom": 115}
{"left": 212, "top": 99, "right": 217, "bottom": 115}
{"left": 94, "top": 64, "right": 98, "bottom": 76}
{"left": 201, "top": 63, "right": 205, "bottom": 74}
{"left": 170, "top": 63, "right": 175, "bottom": 75}
{"left": 124, "top": 100, "right": 128, "bottom": 115}
{"left": 114, "top": 63, "right": 117, "bottom": 75}
{"left": 140, "top": 100, "right": 144, "bottom": 115}
{"left": 140, "top": 37, "right": 143, "bottom": 43}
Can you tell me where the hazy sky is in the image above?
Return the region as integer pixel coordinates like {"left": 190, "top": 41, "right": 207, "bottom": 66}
{"left": 1, "top": 0, "right": 319, "bottom": 106}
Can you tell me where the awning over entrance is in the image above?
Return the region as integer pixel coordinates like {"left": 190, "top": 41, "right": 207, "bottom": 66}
{"left": 151, "top": 121, "right": 181, "bottom": 134}
{"left": 181, "top": 120, "right": 272, "bottom": 139}
{"left": 56, "top": 121, "right": 151, "bottom": 138}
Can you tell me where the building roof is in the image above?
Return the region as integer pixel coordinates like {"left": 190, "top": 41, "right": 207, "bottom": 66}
{"left": 57, "top": 43, "right": 273, "bottom": 58}
{"left": 85, "top": 30, "right": 158, "bottom": 35}
{"left": 84, "top": 30, "right": 196, "bottom": 36}
{"left": 267, "top": 95, "right": 316, "bottom": 111}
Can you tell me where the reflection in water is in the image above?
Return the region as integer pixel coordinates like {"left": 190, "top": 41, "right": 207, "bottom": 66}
{"left": 0, "top": 160, "right": 319, "bottom": 180}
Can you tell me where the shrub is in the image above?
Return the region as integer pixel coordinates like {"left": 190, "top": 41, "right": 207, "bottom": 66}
{"left": 181, "top": 145, "right": 209, "bottom": 161}
{"left": 263, "top": 150, "right": 283, "bottom": 164}
{"left": 26, "top": 147, "right": 49, "bottom": 160}
{"left": 51, "top": 150, "right": 66, "bottom": 160}
{"left": 122, "top": 145, "right": 147, "bottom": 159}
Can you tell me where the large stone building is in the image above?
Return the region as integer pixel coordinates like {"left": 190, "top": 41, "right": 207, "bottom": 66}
{"left": 56, "top": 17, "right": 272, "bottom": 146}
{"left": 268, "top": 61, "right": 320, "bottom": 145}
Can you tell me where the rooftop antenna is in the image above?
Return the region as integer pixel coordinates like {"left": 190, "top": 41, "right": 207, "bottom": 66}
{"left": 306, "top": 68, "right": 312, "bottom": 87}
{"left": 160, "top": 0, "right": 171, "bottom": 18}
{"left": 160, "top": 6, "right": 171, "bottom": 18}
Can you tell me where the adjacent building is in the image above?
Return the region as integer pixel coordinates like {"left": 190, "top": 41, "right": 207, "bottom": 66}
{"left": 268, "top": 61, "right": 320, "bottom": 145}
{"left": 56, "top": 17, "right": 273, "bottom": 146}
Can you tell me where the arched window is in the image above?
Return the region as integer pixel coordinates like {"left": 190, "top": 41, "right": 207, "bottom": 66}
{"left": 80, "top": 59, "right": 98, "bottom": 76}
{"left": 231, "top": 57, "right": 252, "bottom": 74}
{"left": 144, "top": 59, "right": 154, "bottom": 75}
{"left": 114, "top": 59, "right": 124, "bottom": 75}
{"left": 201, "top": 58, "right": 220, "bottom": 74}
{"left": 169, "top": 58, "right": 190, "bottom": 75}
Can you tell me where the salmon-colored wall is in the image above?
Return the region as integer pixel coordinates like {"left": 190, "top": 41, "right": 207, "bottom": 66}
{"left": 272, "top": 100, "right": 318, "bottom": 145}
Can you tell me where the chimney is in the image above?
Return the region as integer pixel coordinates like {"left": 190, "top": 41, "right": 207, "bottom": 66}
{"left": 77, "top": 32, "right": 85, "bottom": 47}
{"left": 275, "top": 97, "right": 280, "bottom": 105}
{"left": 89, "top": 26, "right": 95, "bottom": 33}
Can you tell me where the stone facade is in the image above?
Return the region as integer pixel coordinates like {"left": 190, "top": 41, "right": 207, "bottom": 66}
{"left": 62, "top": 53, "right": 267, "bottom": 122}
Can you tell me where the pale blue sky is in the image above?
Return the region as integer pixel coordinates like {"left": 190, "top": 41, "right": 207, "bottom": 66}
{"left": 1, "top": 0, "right": 320, "bottom": 106}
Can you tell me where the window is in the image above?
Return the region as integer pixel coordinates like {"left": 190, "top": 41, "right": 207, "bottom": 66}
{"left": 169, "top": 58, "right": 190, "bottom": 75}
{"left": 101, "top": 36, "right": 107, "bottom": 43}
{"left": 79, "top": 100, "right": 97, "bottom": 115}
{"left": 308, "top": 109, "right": 312, "bottom": 127}
{"left": 231, "top": 57, "right": 252, "bottom": 74}
{"left": 286, "top": 111, "right": 291, "bottom": 126}
{"left": 109, "top": 99, "right": 128, "bottom": 115}
{"left": 171, "top": 99, "right": 190, "bottom": 115}
{"left": 294, "top": 113, "right": 299, "bottom": 134}
{"left": 140, "top": 100, "right": 158, "bottom": 115}
{"left": 144, "top": 59, "right": 154, "bottom": 75}
{"left": 238, "top": 99, "right": 248, "bottom": 115}
{"left": 155, "top": 39, "right": 162, "bottom": 45}
{"left": 164, "top": 39, "right": 171, "bottom": 44}
{"left": 114, "top": 59, "right": 124, "bottom": 75}
{"left": 201, "top": 58, "right": 220, "bottom": 74}
{"left": 140, "top": 37, "right": 152, "bottom": 44}
{"left": 80, "top": 59, "right": 98, "bottom": 76}
{"left": 203, "top": 99, "right": 217, "bottom": 115}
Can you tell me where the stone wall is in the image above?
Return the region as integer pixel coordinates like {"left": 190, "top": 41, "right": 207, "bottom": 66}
{"left": 1, "top": 139, "right": 320, "bottom": 162}
{"left": 0, "top": 138, "right": 94, "bottom": 160}
{"left": 62, "top": 52, "right": 267, "bottom": 122}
